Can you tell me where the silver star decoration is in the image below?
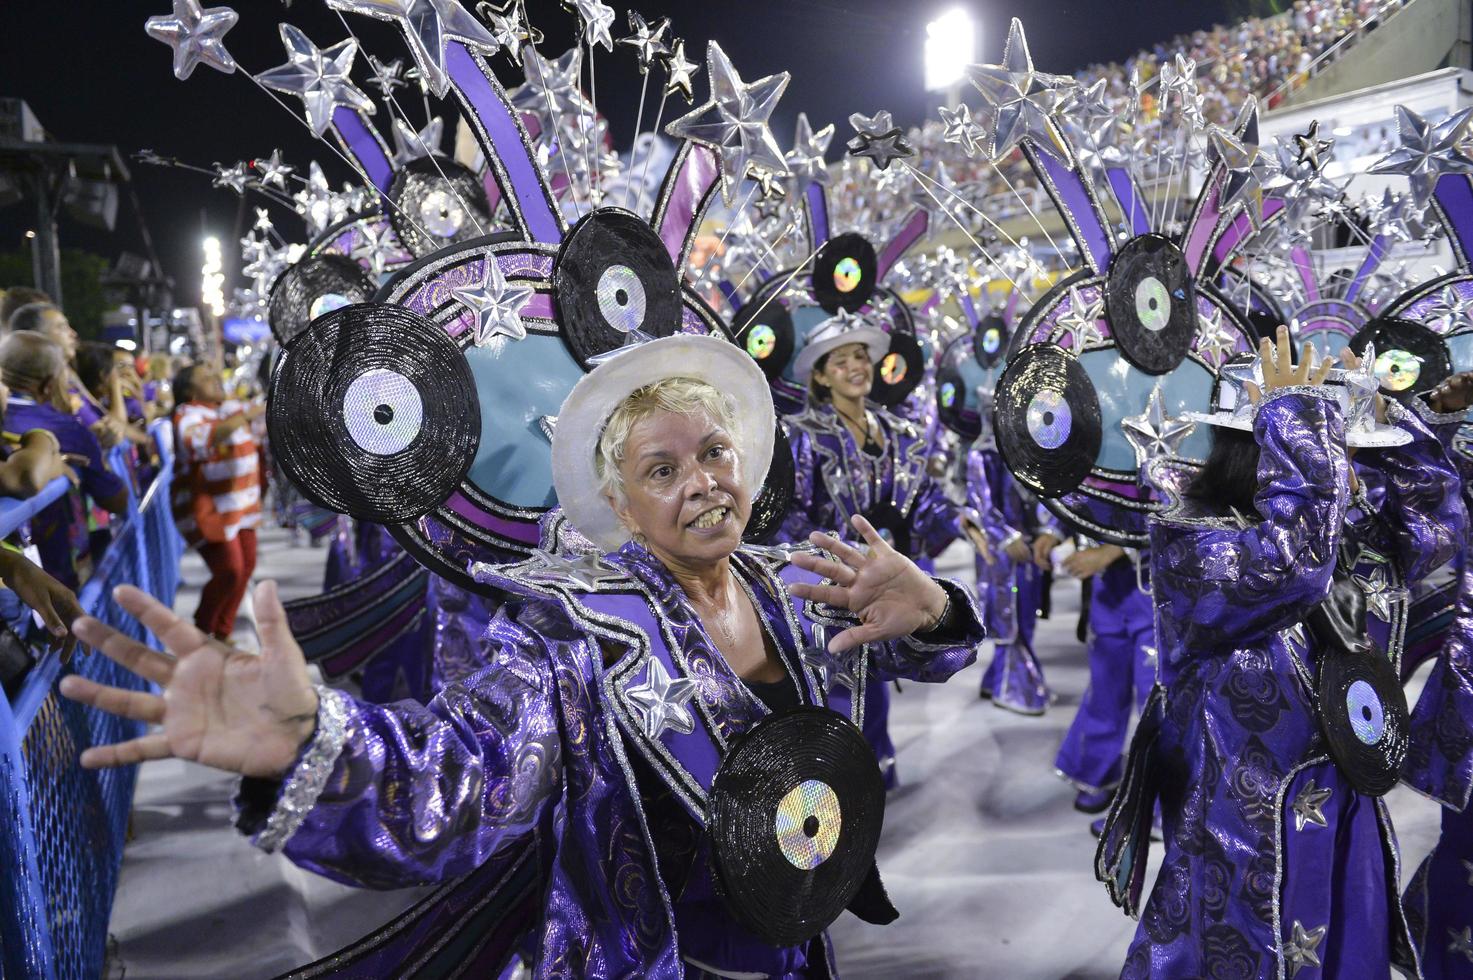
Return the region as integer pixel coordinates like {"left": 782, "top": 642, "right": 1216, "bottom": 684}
{"left": 938, "top": 103, "right": 986, "bottom": 157}
{"left": 212, "top": 162, "right": 250, "bottom": 194}
{"left": 1280, "top": 623, "right": 1309, "bottom": 650}
{"left": 625, "top": 657, "right": 698, "bottom": 740}
{"left": 1266, "top": 131, "right": 1342, "bottom": 225}
{"left": 1195, "top": 306, "right": 1238, "bottom": 368}
{"left": 1209, "top": 98, "right": 1275, "bottom": 226}
{"left": 1427, "top": 283, "right": 1473, "bottom": 334}
{"left": 241, "top": 239, "right": 290, "bottom": 286}
{"left": 1158, "top": 53, "right": 1198, "bottom": 101}
{"left": 366, "top": 55, "right": 407, "bottom": 99}
{"left": 292, "top": 161, "right": 343, "bottom": 234}
{"left": 513, "top": 47, "right": 591, "bottom": 122}
{"left": 617, "top": 11, "right": 669, "bottom": 73}
{"left": 452, "top": 258, "right": 535, "bottom": 345}
{"left": 1452, "top": 927, "right": 1473, "bottom": 963}
{"left": 803, "top": 643, "right": 857, "bottom": 693}
{"left": 1343, "top": 343, "right": 1381, "bottom": 429}
{"left": 390, "top": 115, "right": 444, "bottom": 166}
{"left": 784, "top": 112, "right": 834, "bottom": 191}
{"left": 1293, "top": 120, "right": 1335, "bottom": 172}
{"left": 254, "top": 149, "right": 294, "bottom": 190}
{"left": 965, "top": 18, "right": 1072, "bottom": 161}
{"left": 566, "top": 0, "right": 616, "bottom": 51}
{"left": 666, "top": 42, "right": 790, "bottom": 203}
{"left": 484, "top": 0, "right": 539, "bottom": 65}
{"left": 1290, "top": 779, "right": 1331, "bottom": 831}
{"left": 324, "top": 0, "right": 500, "bottom": 98}
{"left": 144, "top": 0, "right": 239, "bottom": 80}
{"left": 659, "top": 38, "right": 700, "bottom": 103}
{"left": 1061, "top": 78, "right": 1115, "bottom": 136}
{"left": 1053, "top": 285, "right": 1105, "bottom": 353}
{"left": 1352, "top": 564, "right": 1405, "bottom": 621}
{"left": 1283, "top": 921, "right": 1326, "bottom": 977}
{"left": 255, "top": 25, "right": 376, "bottom": 137}
{"left": 525, "top": 549, "right": 621, "bottom": 590}
{"left": 1370, "top": 105, "right": 1473, "bottom": 207}
{"left": 350, "top": 221, "right": 399, "bottom": 279}
{"left": 252, "top": 207, "right": 273, "bottom": 232}
{"left": 1122, "top": 386, "right": 1196, "bottom": 467}
{"left": 846, "top": 109, "right": 915, "bottom": 172}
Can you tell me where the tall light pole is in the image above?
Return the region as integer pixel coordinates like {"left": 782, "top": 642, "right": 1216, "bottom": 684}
{"left": 924, "top": 8, "right": 977, "bottom": 110}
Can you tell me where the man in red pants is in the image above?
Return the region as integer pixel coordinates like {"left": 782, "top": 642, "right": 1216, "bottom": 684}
{"left": 170, "top": 364, "right": 264, "bottom": 639}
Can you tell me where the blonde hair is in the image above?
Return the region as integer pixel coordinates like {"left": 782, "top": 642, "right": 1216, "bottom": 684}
{"left": 595, "top": 377, "right": 740, "bottom": 501}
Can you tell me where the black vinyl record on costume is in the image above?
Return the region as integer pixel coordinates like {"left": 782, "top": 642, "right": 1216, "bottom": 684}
{"left": 974, "top": 313, "right": 1007, "bottom": 369}
{"left": 1104, "top": 234, "right": 1197, "bottom": 375}
{"left": 862, "top": 499, "right": 913, "bottom": 556}
{"left": 734, "top": 297, "right": 796, "bottom": 383}
{"left": 1348, "top": 317, "right": 1451, "bottom": 398}
{"left": 553, "top": 207, "right": 682, "bottom": 369}
{"left": 707, "top": 706, "right": 886, "bottom": 948}
{"left": 743, "top": 422, "right": 794, "bottom": 544}
{"left": 1316, "top": 647, "right": 1409, "bottom": 797}
{"left": 870, "top": 331, "right": 924, "bottom": 408}
{"left": 812, "top": 233, "right": 878, "bottom": 314}
{"left": 268, "top": 303, "right": 479, "bottom": 524}
{"left": 388, "top": 156, "right": 494, "bottom": 258}
{"left": 267, "top": 254, "right": 376, "bottom": 347}
{"left": 994, "top": 343, "right": 1102, "bottom": 498}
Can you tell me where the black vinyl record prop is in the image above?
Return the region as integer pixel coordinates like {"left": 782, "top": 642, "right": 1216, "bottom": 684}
{"left": 862, "top": 499, "right": 913, "bottom": 556}
{"left": 974, "top": 313, "right": 1007, "bottom": 369}
{"left": 994, "top": 343, "right": 1102, "bottom": 498}
{"left": 812, "top": 233, "right": 878, "bottom": 314}
{"left": 707, "top": 706, "right": 886, "bottom": 948}
{"left": 744, "top": 421, "right": 795, "bottom": 544}
{"left": 1348, "top": 316, "right": 1451, "bottom": 398}
{"left": 734, "top": 297, "right": 796, "bottom": 383}
{"left": 1316, "top": 648, "right": 1409, "bottom": 796}
{"left": 268, "top": 303, "right": 480, "bottom": 524}
{"left": 1104, "top": 234, "right": 1197, "bottom": 375}
{"left": 553, "top": 207, "right": 682, "bottom": 369}
{"left": 267, "top": 254, "right": 376, "bottom": 347}
{"left": 870, "top": 331, "right": 924, "bottom": 409}
{"left": 388, "top": 156, "right": 494, "bottom": 258}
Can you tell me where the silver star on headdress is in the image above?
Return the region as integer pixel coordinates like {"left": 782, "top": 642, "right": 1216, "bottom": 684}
{"left": 212, "top": 162, "right": 250, "bottom": 194}
{"left": 617, "top": 11, "right": 669, "bottom": 73}
{"left": 1122, "top": 386, "right": 1196, "bottom": 467}
{"left": 1195, "top": 306, "right": 1238, "bottom": 369}
{"left": 1369, "top": 105, "right": 1473, "bottom": 207}
{"left": 1053, "top": 285, "right": 1104, "bottom": 353}
{"left": 254, "top": 149, "right": 294, "bottom": 190}
{"left": 965, "top": 18, "right": 1071, "bottom": 161}
{"left": 1266, "top": 125, "right": 1342, "bottom": 225}
{"left": 1209, "top": 98, "right": 1275, "bottom": 226}
{"left": 784, "top": 112, "right": 834, "bottom": 191}
{"left": 1290, "top": 779, "right": 1331, "bottom": 831}
{"left": 1062, "top": 78, "right": 1116, "bottom": 136}
{"left": 659, "top": 38, "right": 700, "bottom": 103}
{"left": 324, "top": 0, "right": 500, "bottom": 98}
{"left": 292, "top": 161, "right": 344, "bottom": 234}
{"left": 1343, "top": 343, "right": 1381, "bottom": 430}
{"left": 1428, "top": 283, "right": 1473, "bottom": 334}
{"left": 255, "top": 25, "right": 375, "bottom": 137}
{"left": 1283, "top": 921, "right": 1326, "bottom": 976}
{"left": 366, "top": 55, "right": 407, "bottom": 98}
{"left": 252, "top": 207, "right": 273, "bottom": 232}
{"left": 937, "top": 103, "right": 986, "bottom": 157}
{"left": 350, "top": 221, "right": 399, "bottom": 279}
{"left": 666, "top": 42, "right": 790, "bottom": 202}
{"left": 909, "top": 161, "right": 965, "bottom": 225}
{"left": 1292, "top": 120, "right": 1335, "bottom": 172}
{"left": 625, "top": 658, "right": 698, "bottom": 740}
{"left": 565, "top": 0, "right": 616, "bottom": 51}
{"left": 241, "top": 239, "right": 290, "bottom": 286}
{"left": 452, "top": 258, "right": 536, "bottom": 345}
{"left": 390, "top": 116, "right": 444, "bottom": 166}
{"left": 513, "top": 47, "right": 592, "bottom": 122}
{"left": 846, "top": 109, "right": 915, "bottom": 171}
{"left": 484, "top": 0, "right": 539, "bottom": 65}
{"left": 144, "top": 0, "right": 239, "bottom": 80}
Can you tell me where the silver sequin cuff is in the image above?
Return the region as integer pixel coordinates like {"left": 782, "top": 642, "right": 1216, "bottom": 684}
{"left": 1259, "top": 384, "right": 1338, "bottom": 409}
{"left": 1408, "top": 396, "right": 1467, "bottom": 427}
{"left": 253, "top": 686, "right": 351, "bottom": 854}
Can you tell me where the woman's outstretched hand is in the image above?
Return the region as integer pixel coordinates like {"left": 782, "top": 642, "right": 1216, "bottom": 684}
{"left": 789, "top": 514, "right": 950, "bottom": 654}
{"left": 59, "top": 581, "right": 318, "bottom": 778}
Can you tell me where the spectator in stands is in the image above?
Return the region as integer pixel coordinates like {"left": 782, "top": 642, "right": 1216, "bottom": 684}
{"left": 8, "top": 302, "right": 122, "bottom": 452}
{"left": 172, "top": 363, "right": 264, "bottom": 641}
{"left": 0, "top": 332, "right": 129, "bottom": 589}
{"left": 76, "top": 343, "right": 149, "bottom": 451}
{"left": 0, "top": 287, "right": 51, "bottom": 333}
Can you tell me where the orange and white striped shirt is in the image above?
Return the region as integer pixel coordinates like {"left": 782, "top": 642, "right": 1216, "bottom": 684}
{"left": 173, "top": 400, "right": 261, "bottom": 547}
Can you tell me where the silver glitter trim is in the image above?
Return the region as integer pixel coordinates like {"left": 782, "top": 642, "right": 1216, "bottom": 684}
{"left": 903, "top": 578, "right": 982, "bottom": 653}
{"left": 1407, "top": 394, "right": 1467, "bottom": 428}
{"left": 1259, "top": 384, "right": 1338, "bottom": 410}
{"left": 253, "top": 686, "right": 351, "bottom": 854}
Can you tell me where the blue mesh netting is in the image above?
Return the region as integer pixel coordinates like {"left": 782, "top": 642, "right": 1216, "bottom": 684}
{"left": 1, "top": 440, "right": 182, "bottom": 980}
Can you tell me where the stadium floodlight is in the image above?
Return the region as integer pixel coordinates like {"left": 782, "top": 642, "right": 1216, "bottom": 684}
{"left": 925, "top": 8, "right": 976, "bottom": 93}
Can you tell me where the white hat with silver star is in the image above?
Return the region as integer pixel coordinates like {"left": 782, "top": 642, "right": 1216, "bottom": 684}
{"left": 792, "top": 308, "right": 890, "bottom": 382}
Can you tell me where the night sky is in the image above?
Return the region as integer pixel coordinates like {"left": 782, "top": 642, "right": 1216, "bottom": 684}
{"left": 0, "top": 0, "right": 1234, "bottom": 306}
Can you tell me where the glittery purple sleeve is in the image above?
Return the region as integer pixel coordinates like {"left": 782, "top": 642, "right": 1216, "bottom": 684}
{"left": 1354, "top": 401, "right": 1467, "bottom": 583}
{"left": 965, "top": 448, "right": 1017, "bottom": 548}
{"left": 870, "top": 577, "right": 985, "bottom": 682}
{"left": 909, "top": 468, "right": 964, "bottom": 558}
{"left": 275, "top": 600, "right": 566, "bottom": 888}
{"left": 1150, "top": 390, "right": 1349, "bottom": 657}
{"left": 1402, "top": 570, "right": 1473, "bottom": 810}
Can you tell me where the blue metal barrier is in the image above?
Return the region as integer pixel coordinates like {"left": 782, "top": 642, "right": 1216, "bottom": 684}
{"left": 0, "top": 420, "right": 183, "bottom": 978}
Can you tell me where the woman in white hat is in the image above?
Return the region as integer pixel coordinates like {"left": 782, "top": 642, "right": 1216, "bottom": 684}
{"left": 781, "top": 310, "right": 972, "bottom": 788}
{"left": 61, "top": 334, "right": 984, "bottom": 978}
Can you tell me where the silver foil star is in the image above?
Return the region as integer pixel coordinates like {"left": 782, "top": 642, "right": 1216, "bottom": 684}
{"left": 1194, "top": 306, "right": 1238, "bottom": 368}
{"left": 292, "top": 161, "right": 343, "bottom": 234}
{"left": 254, "top": 149, "right": 294, "bottom": 190}
{"left": 1290, "top": 779, "right": 1331, "bottom": 831}
{"left": 1283, "top": 921, "right": 1326, "bottom": 977}
{"left": 390, "top": 115, "right": 444, "bottom": 166}
{"left": 366, "top": 55, "right": 407, "bottom": 99}
{"left": 1428, "top": 283, "right": 1473, "bottom": 334}
{"left": 1342, "top": 343, "right": 1381, "bottom": 430}
{"left": 666, "top": 42, "right": 790, "bottom": 202}
{"left": 1293, "top": 120, "right": 1335, "bottom": 172}
{"left": 659, "top": 38, "right": 700, "bottom": 103}
{"left": 1209, "top": 98, "right": 1275, "bottom": 227}
{"left": 350, "top": 221, "right": 399, "bottom": 279}
{"left": 1053, "top": 285, "right": 1105, "bottom": 353}
{"left": 566, "top": 0, "right": 616, "bottom": 51}
{"left": 1451, "top": 926, "right": 1473, "bottom": 963}
{"left": 784, "top": 112, "right": 834, "bottom": 191}
{"left": 938, "top": 103, "right": 986, "bottom": 157}
{"left": 625, "top": 657, "right": 698, "bottom": 740}
{"left": 1352, "top": 564, "right": 1405, "bottom": 621}
{"left": 1062, "top": 78, "right": 1115, "bottom": 136}
{"left": 484, "top": 0, "right": 539, "bottom": 65}
{"left": 846, "top": 109, "right": 915, "bottom": 171}
{"left": 252, "top": 207, "right": 273, "bottom": 232}
{"left": 212, "top": 162, "right": 250, "bottom": 194}
{"left": 255, "top": 25, "right": 375, "bottom": 137}
{"left": 965, "top": 18, "right": 1071, "bottom": 160}
{"left": 145, "top": 0, "right": 239, "bottom": 80}
{"left": 453, "top": 258, "right": 535, "bottom": 345}
{"left": 525, "top": 549, "right": 621, "bottom": 590}
{"left": 618, "top": 11, "right": 669, "bottom": 73}
{"left": 803, "top": 641, "right": 857, "bottom": 693}
{"left": 1369, "top": 105, "right": 1473, "bottom": 207}
{"left": 512, "top": 47, "right": 591, "bottom": 123}
{"left": 1122, "top": 386, "right": 1196, "bottom": 467}
{"left": 324, "top": 0, "right": 500, "bottom": 98}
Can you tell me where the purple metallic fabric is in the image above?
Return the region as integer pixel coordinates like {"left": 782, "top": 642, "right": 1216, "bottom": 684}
{"left": 261, "top": 541, "right": 982, "bottom": 978}
{"left": 1118, "top": 388, "right": 1465, "bottom": 977}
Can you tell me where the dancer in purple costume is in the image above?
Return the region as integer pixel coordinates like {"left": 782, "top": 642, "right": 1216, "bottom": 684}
{"left": 1105, "top": 331, "right": 1465, "bottom": 977}
{"left": 62, "top": 337, "right": 985, "bottom": 978}
{"left": 780, "top": 315, "right": 971, "bottom": 788}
